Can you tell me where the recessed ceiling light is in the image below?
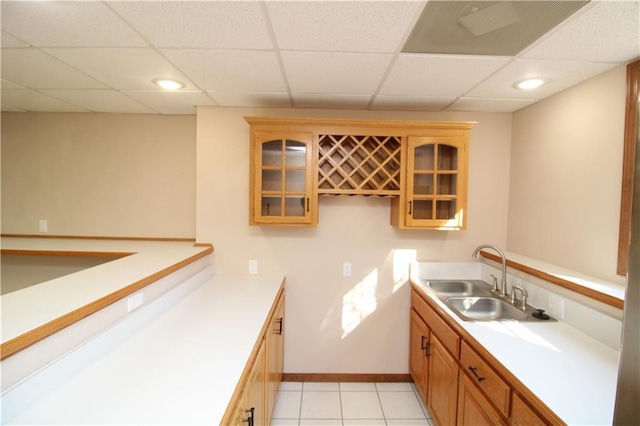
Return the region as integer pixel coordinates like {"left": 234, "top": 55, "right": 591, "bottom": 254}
{"left": 515, "top": 78, "right": 546, "bottom": 90}
{"left": 153, "top": 79, "right": 184, "bottom": 90}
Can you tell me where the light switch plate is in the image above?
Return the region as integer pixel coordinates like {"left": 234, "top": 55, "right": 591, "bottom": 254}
{"left": 343, "top": 262, "right": 352, "bottom": 277}
{"left": 249, "top": 260, "right": 258, "bottom": 275}
{"left": 127, "top": 293, "right": 143, "bottom": 312}
{"left": 39, "top": 219, "right": 48, "bottom": 232}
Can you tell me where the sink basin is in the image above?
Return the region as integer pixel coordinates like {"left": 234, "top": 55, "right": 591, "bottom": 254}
{"left": 446, "top": 297, "right": 529, "bottom": 321}
{"left": 425, "top": 280, "right": 476, "bottom": 296}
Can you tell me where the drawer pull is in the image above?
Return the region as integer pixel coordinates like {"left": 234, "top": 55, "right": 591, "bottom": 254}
{"left": 243, "top": 407, "right": 255, "bottom": 426}
{"left": 409, "top": 201, "right": 413, "bottom": 215}
{"left": 425, "top": 341, "right": 431, "bottom": 357}
{"left": 421, "top": 335, "right": 427, "bottom": 350}
{"left": 468, "top": 366, "right": 485, "bottom": 382}
{"left": 276, "top": 317, "right": 283, "bottom": 335}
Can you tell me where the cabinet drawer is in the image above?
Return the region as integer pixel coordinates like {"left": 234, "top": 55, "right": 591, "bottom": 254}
{"left": 411, "top": 290, "right": 460, "bottom": 358}
{"left": 460, "top": 341, "right": 510, "bottom": 416}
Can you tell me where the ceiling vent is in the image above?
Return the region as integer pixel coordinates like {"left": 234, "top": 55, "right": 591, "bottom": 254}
{"left": 403, "top": 1, "right": 590, "bottom": 56}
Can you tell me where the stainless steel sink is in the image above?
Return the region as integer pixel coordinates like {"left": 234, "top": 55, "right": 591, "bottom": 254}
{"left": 446, "top": 297, "right": 529, "bottom": 321}
{"left": 425, "top": 280, "right": 475, "bottom": 296}
{"left": 420, "top": 279, "right": 555, "bottom": 322}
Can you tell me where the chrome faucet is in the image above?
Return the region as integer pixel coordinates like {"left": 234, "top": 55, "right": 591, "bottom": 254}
{"left": 510, "top": 284, "right": 528, "bottom": 310}
{"left": 472, "top": 244, "right": 508, "bottom": 297}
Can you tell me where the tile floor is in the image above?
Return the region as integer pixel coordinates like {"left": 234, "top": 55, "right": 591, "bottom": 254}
{"left": 272, "top": 382, "right": 435, "bottom": 426}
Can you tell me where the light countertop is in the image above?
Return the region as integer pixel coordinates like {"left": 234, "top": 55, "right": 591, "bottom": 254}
{"left": 412, "top": 279, "right": 619, "bottom": 425}
{"left": 2, "top": 274, "right": 285, "bottom": 425}
{"left": 1, "top": 237, "right": 212, "bottom": 344}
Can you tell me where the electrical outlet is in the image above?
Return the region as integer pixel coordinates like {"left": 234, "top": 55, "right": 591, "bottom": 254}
{"left": 39, "top": 219, "right": 48, "bottom": 232}
{"left": 249, "top": 260, "right": 258, "bottom": 275}
{"left": 548, "top": 294, "right": 564, "bottom": 319}
{"left": 343, "top": 262, "right": 352, "bottom": 277}
{"left": 127, "top": 293, "right": 143, "bottom": 312}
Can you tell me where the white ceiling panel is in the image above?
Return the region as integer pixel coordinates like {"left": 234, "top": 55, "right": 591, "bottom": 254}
{"left": 371, "top": 95, "right": 456, "bottom": 111}
{"left": 123, "top": 90, "right": 216, "bottom": 115}
{"left": 267, "top": 1, "right": 424, "bottom": 53}
{"left": 44, "top": 48, "right": 198, "bottom": 91}
{"left": 110, "top": 1, "right": 272, "bottom": 50}
{"left": 1, "top": 31, "right": 29, "bottom": 48}
{"left": 522, "top": 1, "right": 640, "bottom": 62}
{"left": 162, "top": 49, "right": 287, "bottom": 92}
{"left": 466, "top": 58, "right": 619, "bottom": 100}
{"left": 447, "top": 98, "right": 538, "bottom": 113}
{"left": 0, "top": 1, "right": 637, "bottom": 114}
{"left": 1, "top": 90, "right": 89, "bottom": 112}
{"left": 1, "top": 49, "right": 108, "bottom": 89}
{"left": 292, "top": 94, "right": 372, "bottom": 109}
{"left": 41, "top": 90, "right": 156, "bottom": 114}
{"left": 0, "top": 1, "right": 148, "bottom": 47}
{"left": 282, "top": 52, "right": 392, "bottom": 95}
{"left": 209, "top": 92, "right": 291, "bottom": 108}
{"left": 380, "top": 55, "right": 512, "bottom": 97}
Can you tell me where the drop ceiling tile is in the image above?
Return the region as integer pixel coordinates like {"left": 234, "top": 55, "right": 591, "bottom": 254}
{"left": 1, "top": 31, "right": 30, "bottom": 48}
{"left": 1, "top": 49, "right": 108, "bottom": 90}
{"left": 209, "top": 92, "right": 291, "bottom": 108}
{"left": 110, "top": 1, "right": 272, "bottom": 49}
{"left": 1, "top": 89, "right": 89, "bottom": 112}
{"left": 44, "top": 48, "right": 197, "bottom": 91}
{"left": 267, "top": 1, "right": 424, "bottom": 53}
{"left": 292, "top": 94, "right": 371, "bottom": 109}
{"left": 447, "top": 97, "right": 537, "bottom": 113}
{"left": 122, "top": 90, "right": 216, "bottom": 114}
{"left": 161, "top": 49, "right": 286, "bottom": 92}
{"left": 371, "top": 95, "right": 455, "bottom": 111}
{"left": 282, "top": 52, "right": 391, "bottom": 95}
{"left": 379, "top": 55, "right": 512, "bottom": 97}
{"left": 0, "top": 1, "right": 147, "bottom": 47}
{"left": 41, "top": 90, "right": 156, "bottom": 114}
{"left": 466, "top": 58, "right": 619, "bottom": 100}
{"left": 522, "top": 1, "right": 640, "bottom": 62}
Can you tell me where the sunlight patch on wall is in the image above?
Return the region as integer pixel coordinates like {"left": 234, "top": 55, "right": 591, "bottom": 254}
{"left": 342, "top": 269, "right": 378, "bottom": 339}
{"left": 392, "top": 249, "right": 417, "bottom": 293}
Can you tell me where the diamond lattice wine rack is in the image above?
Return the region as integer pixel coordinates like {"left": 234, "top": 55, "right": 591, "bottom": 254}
{"left": 318, "top": 134, "right": 402, "bottom": 196}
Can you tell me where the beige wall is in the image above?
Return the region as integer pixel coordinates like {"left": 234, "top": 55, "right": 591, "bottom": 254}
{"left": 508, "top": 66, "right": 627, "bottom": 283}
{"left": 1, "top": 113, "right": 196, "bottom": 238}
{"left": 196, "top": 107, "right": 512, "bottom": 374}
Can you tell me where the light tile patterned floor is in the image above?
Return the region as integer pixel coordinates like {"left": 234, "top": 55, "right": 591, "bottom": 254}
{"left": 272, "top": 382, "right": 435, "bottom": 426}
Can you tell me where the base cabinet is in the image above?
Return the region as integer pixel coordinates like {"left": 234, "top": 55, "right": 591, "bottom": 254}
{"left": 410, "top": 287, "right": 563, "bottom": 426}
{"left": 222, "top": 288, "right": 285, "bottom": 426}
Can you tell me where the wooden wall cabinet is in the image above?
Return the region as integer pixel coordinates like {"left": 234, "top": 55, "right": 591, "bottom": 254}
{"left": 222, "top": 288, "right": 285, "bottom": 426}
{"left": 246, "top": 117, "right": 475, "bottom": 229}
{"left": 410, "top": 287, "right": 564, "bottom": 426}
{"left": 250, "top": 131, "right": 317, "bottom": 226}
{"left": 396, "top": 135, "right": 469, "bottom": 229}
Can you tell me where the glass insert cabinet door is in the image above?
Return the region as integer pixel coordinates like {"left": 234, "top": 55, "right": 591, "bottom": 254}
{"left": 251, "top": 132, "right": 317, "bottom": 226}
{"left": 405, "top": 136, "right": 468, "bottom": 229}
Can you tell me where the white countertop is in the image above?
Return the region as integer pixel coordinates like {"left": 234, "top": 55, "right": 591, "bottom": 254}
{"left": 1, "top": 237, "right": 212, "bottom": 344}
{"left": 2, "top": 274, "right": 285, "bottom": 425}
{"left": 412, "top": 279, "right": 619, "bottom": 426}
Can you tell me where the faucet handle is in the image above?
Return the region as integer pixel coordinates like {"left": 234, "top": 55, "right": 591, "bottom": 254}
{"left": 489, "top": 274, "right": 499, "bottom": 292}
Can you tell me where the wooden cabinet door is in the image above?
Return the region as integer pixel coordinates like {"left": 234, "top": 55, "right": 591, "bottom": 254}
{"left": 428, "top": 334, "right": 459, "bottom": 426}
{"left": 404, "top": 135, "right": 468, "bottom": 229}
{"left": 250, "top": 132, "right": 317, "bottom": 226}
{"left": 244, "top": 342, "right": 266, "bottom": 426}
{"left": 457, "top": 373, "right": 507, "bottom": 426}
{"left": 266, "top": 293, "right": 285, "bottom": 423}
{"left": 511, "top": 392, "right": 546, "bottom": 426}
{"left": 409, "top": 309, "right": 430, "bottom": 402}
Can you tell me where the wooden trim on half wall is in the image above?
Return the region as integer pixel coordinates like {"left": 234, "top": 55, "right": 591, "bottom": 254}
{"left": 281, "top": 373, "right": 412, "bottom": 383}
